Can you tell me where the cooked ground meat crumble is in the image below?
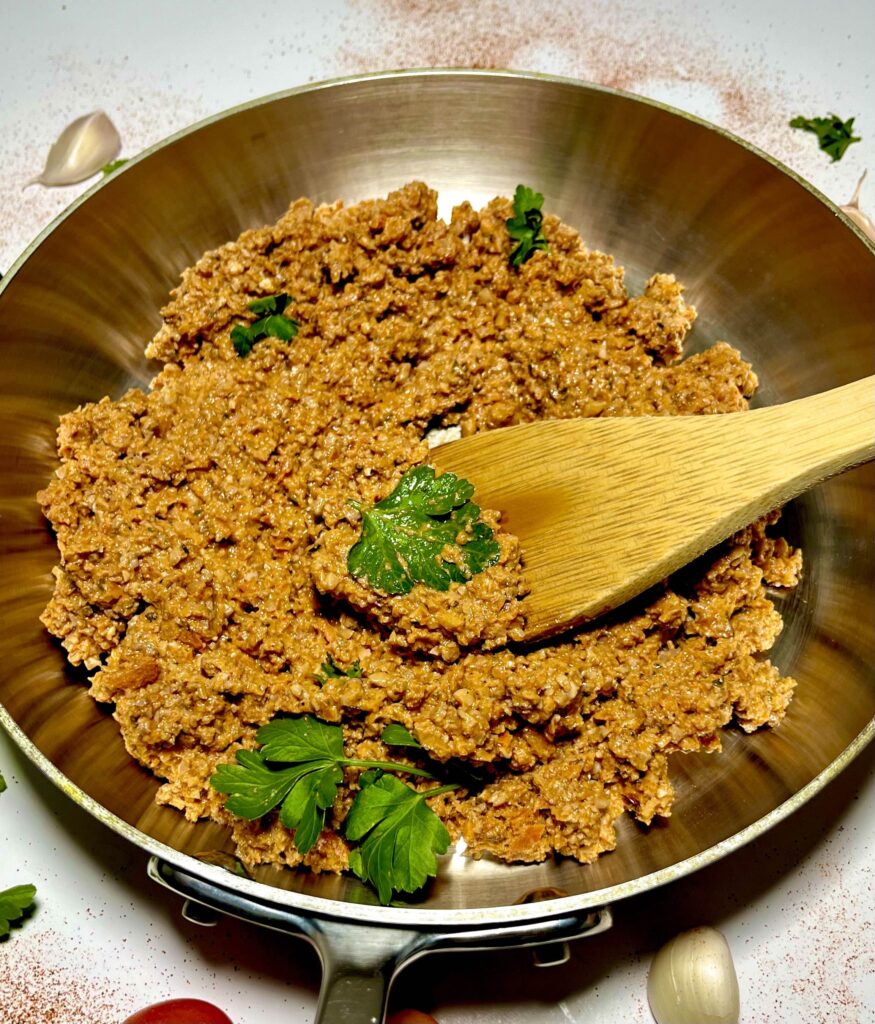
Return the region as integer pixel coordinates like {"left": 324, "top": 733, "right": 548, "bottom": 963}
{"left": 38, "top": 182, "right": 801, "bottom": 878}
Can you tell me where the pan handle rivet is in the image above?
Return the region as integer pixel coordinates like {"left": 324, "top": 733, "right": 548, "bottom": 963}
{"left": 532, "top": 941, "right": 570, "bottom": 967}
{"left": 181, "top": 899, "right": 220, "bottom": 927}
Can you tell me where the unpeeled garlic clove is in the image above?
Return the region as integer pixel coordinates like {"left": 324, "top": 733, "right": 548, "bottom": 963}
{"left": 840, "top": 170, "right": 875, "bottom": 242}
{"left": 25, "top": 110, "right": 121, "bottom": 188}
{"left": 647, "top": 925, "right": 740, "bottom": 1024}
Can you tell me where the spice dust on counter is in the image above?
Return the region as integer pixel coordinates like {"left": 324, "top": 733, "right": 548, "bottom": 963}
{"left": 338, "top": 0, "right": 830, "bottom": 170}
{"left": 745, "top": 840, "right": 875, "bottom": 1024}
{"left": 0, "top": 928, "right": 127, "bottom": 1024}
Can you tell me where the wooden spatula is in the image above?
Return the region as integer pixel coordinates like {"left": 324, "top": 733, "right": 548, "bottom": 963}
{"left": 431, "top": 375, "right": 875, "bottom": 641}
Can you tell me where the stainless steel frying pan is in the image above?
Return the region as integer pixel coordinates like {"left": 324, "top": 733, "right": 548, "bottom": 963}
{"left": 1, "top": 70, "right": 873, "bottom": 1022}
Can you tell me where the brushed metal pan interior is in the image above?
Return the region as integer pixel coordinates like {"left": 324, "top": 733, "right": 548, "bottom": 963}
{"left": 1, "top": 69, "right": 873, "bottom": 926}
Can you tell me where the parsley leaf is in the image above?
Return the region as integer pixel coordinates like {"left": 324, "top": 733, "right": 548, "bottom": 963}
{"left": 345, "top": 774, "right": 454, "bottom": 904}
{"left": 211, "top": 749, "right": 306, "bottom": 817}
{"left": 381, "top": 723, "right": 422, "bottom": 749}
{"left": 256, "top": 714, "right": 345, "bottom": 763}
{"left": 231, "top": 292, "right": 298, "bottom": 357}
{"left": 314, "top": 654, "right": 363, "bottom": 685}
{"left": 1, "top": 763, "right": 36, "bottom": 936}
{"left": 211, "top": 749, "right": 341, "bottom": 854}
{"left": 506, "top": 184, "right": 549, "bottom": 267}
{"left": 276, "top": 762, "right": 343, "bottom": 853}
{"left": 210, "top": 715, "right": 438, "bottom": 858}
{"left": 0, "top": 884, "right": 37, "bottom": 938}
{"left": 347, "top": 465, "right": 500, "bottom": 595}
{"left": 101, "top": 158, "right": 128, "bottom": 175}
{"left": 789, "top": 114, "right": 861, "bottom": 162}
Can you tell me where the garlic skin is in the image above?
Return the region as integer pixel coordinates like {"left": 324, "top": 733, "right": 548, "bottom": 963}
{"left": 26, "top": 110, "right": 121, "bottom": 188}
{"left": 648, "top": 926, "right": 740, "bottom": 1024}
{"left": 840, "top": 170, "right": 875, "bottom": 242}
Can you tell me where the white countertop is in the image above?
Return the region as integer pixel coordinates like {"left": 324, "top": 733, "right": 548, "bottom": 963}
{"left": 1, "top": 2, "right": 873, "bottom": 1022}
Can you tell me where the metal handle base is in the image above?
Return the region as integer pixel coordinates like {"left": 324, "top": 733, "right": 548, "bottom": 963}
{"left": 148, "top": 857, "right": 612, "bottom": 1024}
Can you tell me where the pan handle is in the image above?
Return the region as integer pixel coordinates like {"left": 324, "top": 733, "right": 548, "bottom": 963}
{"left": 148, "top": 856, "right": 611, "bottom": 1024}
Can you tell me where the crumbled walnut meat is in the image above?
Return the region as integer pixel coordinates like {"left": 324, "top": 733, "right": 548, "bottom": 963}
{"left": 39, "top": 182, "right": 798, "bottom": 875}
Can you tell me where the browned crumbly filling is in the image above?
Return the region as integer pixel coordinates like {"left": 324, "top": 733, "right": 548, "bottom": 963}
{"left": 38, "top": 182, "right": 800, "bottom": 876}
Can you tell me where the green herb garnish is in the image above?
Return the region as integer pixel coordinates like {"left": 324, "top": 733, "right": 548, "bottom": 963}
{"left": 0, "top": 775, "right": 36, "bottom": 937}
{"left": 346, "top": 465, "right": 499, "bottom": 595}
{"left": 210, "top": 715, "right": 457, "bottom": 902}
{"left": 101, "top": 158, "right": 128, "bottom": 175}
{"left": 346, "top": 772, "right": 456, "bottom": 904}
{"left": 0, "top": 884, "right": 37, "bottom": 938}
{"left": 789, "top": 114, "right": 861, "bottom": 162}
{"left": 314, "top": 654, "right": 363, "bottom": 685}
{"left": 506, "top": 184, "right": 549, "bottom": 267}
{"left": 230, "top": 293, "right": 299, "bottom": 357}
{"left": 380, "top": 723, "right": 422, "bottom": 749}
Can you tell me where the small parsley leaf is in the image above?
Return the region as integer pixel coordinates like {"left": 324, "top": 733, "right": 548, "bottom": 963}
{"left": 101, "top": 158, "right": 128, "bottom": 175}
{"left": 210, "top": 747, "right": 341, "bottom": 855}
{"left": 789, "top": 114, "right": 861, "bottom": 162}
{"left": 0, "top": 769, "right": 6, "bottom": 793}
{"left": 381, "top": 723, "right": 422, "bottom": 749}
{"left": 506, "top": 184, "right": 549, "bottom": 267}
{"left": 247, "top": 294, "right": 290, "bottom": 316}
{"left": 256, "top": 715, "right": 345, "bottom": 764}
{"left": 347, "top": 465, "right": 500, "bottom": 595}
{"left": 211, "top": 749, "right": 304, "bottom": 819}
{"left": 0, "top": 884, "right": 37, "bottom": 938}
{"left": 231, "top": 292, "right": 299, "bottom": 356}
{"left": 276, "top": 762, "right": 343, "bottom": 853}
{"left": 345, "top": 775, "right": 452, "bottom": 904}
{"left": 314, "top": 655, "right": 363, "bottom": 685}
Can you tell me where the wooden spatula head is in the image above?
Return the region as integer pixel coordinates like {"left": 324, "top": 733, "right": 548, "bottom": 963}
{"left": 432, "top": 376, "right": 875, "bottom": 640}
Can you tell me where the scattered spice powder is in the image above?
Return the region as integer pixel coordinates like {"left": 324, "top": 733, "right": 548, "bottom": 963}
{"left": 0, "top": 929, "right": 125, "bottom": 1024}
{"left": 338, "top": 0, "right": 807, "bottom": 166}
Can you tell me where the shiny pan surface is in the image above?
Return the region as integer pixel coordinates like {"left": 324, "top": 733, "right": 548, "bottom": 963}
{"left": 1, "top": 70, "right": 873, "bottom": 927}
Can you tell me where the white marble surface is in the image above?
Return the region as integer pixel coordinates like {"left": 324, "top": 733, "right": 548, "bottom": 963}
{"left": 1, "top": 2, "right": 873, "bottom": 1022}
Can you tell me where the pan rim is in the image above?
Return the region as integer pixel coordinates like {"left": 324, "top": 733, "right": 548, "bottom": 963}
{"left": 2, "top": 702, "right": 872, "bottom": 926}
{"left": 0, "top": 66, "right": 872, "bottom": 297}
{"left": 1, "top": 67, "right": 872, "bottom": 926}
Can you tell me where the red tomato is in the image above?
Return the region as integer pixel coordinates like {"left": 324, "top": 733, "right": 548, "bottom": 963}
{"left": 122, "top": 999, "right": 234, "bottom": 1024}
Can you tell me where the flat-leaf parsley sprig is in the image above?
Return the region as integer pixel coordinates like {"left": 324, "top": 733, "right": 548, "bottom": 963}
{"left": 346, "top": 465, "right": 500, "bottom": 595}
{"left": 506, "top": 184, "right": 549, "bottom": 267}
{"left": 210, "top": 715, "right": 458, "bottom": 902}
{"left": 230, "top": 292, "right": 299, "bottom": 357}
{"left": 789, "top": 113, "right": 861, "bottom": 162}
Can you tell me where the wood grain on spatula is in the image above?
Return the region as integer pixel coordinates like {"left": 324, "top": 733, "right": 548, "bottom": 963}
{"left": 431, "top": 376, "right": 875, "bottom": 641}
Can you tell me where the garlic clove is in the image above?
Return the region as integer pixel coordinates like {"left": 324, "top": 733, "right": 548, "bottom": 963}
{"left": 839, "top": 171, "right": 875, "bottom": 242}
{"left": 648, "top": 925, "right": 740, "bottom": 1024}
{"left": 25, "top": 110, "right": 121, "bottom": 188}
